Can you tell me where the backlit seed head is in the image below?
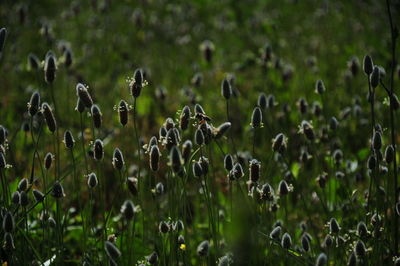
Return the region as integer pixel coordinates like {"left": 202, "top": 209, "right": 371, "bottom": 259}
{"left": 75, "top": 98, "right": 85, "bottom": 113}
{"left": 329, "top": 218, "right": 340, "bottom": 234}
{"left": 44, "top": 51, "right": 57, "bottom": 83}
{"left": 272, "top": 133, "right": 287, "bottom": 153}
{"left": 221, "top": 78, "right": 232, "bottom": 100}
{"left": 258, "top": 93, "right": 267, "bottom": 109}
{"left": 191, "top": 72, "right": 203, "bottom": 87}
{"left": 120, "top": 200, "right": 135, "bottom": 220}
{"left": 127, "top": 177, "right": 138, "bottom": 196}
{"left": 182, "top": 140, "right": 192, "bottom": 164}
{"left": 164, "top": 117, "right": 175, "bottom": 130}
{"left": 64, "top": 47, "right": 73, "bottom": 68}
{"left": 370, "top": 66, "right": 380, "bottom": 89}
{"left": 32, "top": 189, "right": 44, "bottom": 202}
{"left": 217, "top": 254, "right": 232, "bottom": 266}
{"left": 129, "top": 68, "right": 144, "bottom": 98}
{"left": 299, "top": 120, "right": 315, "bottom": 141}
{"left": 2, "top": 212, "right": 14, "bottom": 233}
{"left": 0, "top": 152, "right": 5, "bottom": 169}
{"left": 3, "top": 232, "right": 14, "bottom": 250}
{"left": 316, "top": 173, "right": 327, "bottom": 189}
{"left": 348, "top": 252, "right": 357, "bottom": 266}
{"left": 118, "top": 100, "right": 129, "bottom": 126}
{"left": 11, "top": 191, "right": 20, "bottom": 204}
{"left": 48, "top": 217, "right": 56, "bottom": 228}
{"left": 200, "top": 40, "right": 215, "bottom": 63}
{"left": 194, "top": 128, "right": 205, "bottom": 146}
{"left": 251, "top": 107, "right": 263, "bottom": 128}
{"left": 363, "top": 55, "right": 373, "bottom": 75}
{"left": 214, "top": 122, "right": 231, "bottom": 139}
{"left": 105, "top": 241, "right": 121, "bottom": 260}
{"left": 278, "top": 180, "right": 292, "bottom": 195}
{"left": 301, "top": 235, "right": 310, "bottom": 252}
{"left": 94, "top": 139, "right": 104, "bottom": 161}
{"left": 315, "top": 253, "right": 327, "bottom": 266}
{"left": 19, "top": 191, "right": 29, "bottom": 206}
{"left": 159, "top": 126, "right": 167, "bottom": 139}
{"left": 194, "top": 103, "right": 205, "bottom": 115}
{"left": 192, "top": 161, "right": 203, "bottom": 177}
{"left": 371, "top": 131, "right": 383, "bottom": 151}
{"left": 165, "top": 128, "right": 179, "bottom": 151}
{"left": 0, "top": 28, "right": 6, "bottom": 57}
{"left": 322, "top": 234, "right": 333, "bottom": 248}
{"left": 180, "top": 106, "right": 191, "bottom": 131}
{"left": 270, "top": 225, "right": 281, "bottom": 240}
{"left": 197, "top": 240, "right": 210, "bottom": 256}
{"left": 357, "top": 221, "right": 368, "bottom": 237}
{"left": 249, "top": 159, "right": 261, "bottom": 182}
{"left": 28, "top": 91, "right": 41, "bottom": 116}
{"left": 169, "top": 146, "right": 183, "bottom": 173}
{"left": 76, "top": 83, "right": 93, "bottom": 108}
{"left": 112, "top": 148, "right": 125, "bottom": 170}
{"left": 51, "top": 181, "right": 65, "bottom": 198}
{"left": 41, "top": 102, "right": 57, "bottom": 132}
{"left": 44, "top": 152, "right": 53, "bottom": 169}
{"left": 0, "top": 125, "right": 6, "bottom": 145}
{"left": 315, "top": 80, "right": 325, "bottom": 94}
{"left": 87, "top": 172, "right": 98, "bottom": 188}
{"left": 261, "top": 183, "right": 274, "bottom": 201}
{"left": 199, "top": 156, "right": 209, "bottom": 176}
{"left": 354, "top": 240, "right": 366, "bottom": 257}
{"left": 348, "top": 56, "right": 360, "bottom": 76}
{"left": 329, "top": 117, "right": 339, "bottom": 131}
{"left": 173, "top": 220, "right": 184, "bottom": 232}
{"left": 91, "top": 104, "right": 102, "bottom": 128}
{"left": 178, "top": 234, "right": 185, "bottom": 245}
{"left": 155, "top": 182, "right": 164, "bottom": 195}
{"left": 63, "top": 130, "right": 75, "bottom": 149}
{"left": 332, "top": 149, "right": 343, "bottom": 166}
{"left": 224, "top": 154, "right": 233, "bottom": 171}
{"left": 297, "top": 98, "right": 308, "bottom": 114}
{"left": 149, "top": 145, "right": 160, "bottom": 172}
{"left": 229, "top": 163, "right": 244, "bottom": 180}
{"left": 367, "top": 155, "right": 376, "bottom": 170}
{"left": 147, "top": 251, "right": 158, "bottom": 265}
{"left": 159, "top": 221, "right": 170, "bottom": 234}
{"left": 281, "top": 233, "right": 292, "bottom": 249}
{"left": 17, "top": 178, "right": 29, "bottom": 191}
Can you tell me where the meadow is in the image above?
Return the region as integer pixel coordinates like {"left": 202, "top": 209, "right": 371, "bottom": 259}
{"left": 0, "top": 0, "right": 399, "bottom": 265}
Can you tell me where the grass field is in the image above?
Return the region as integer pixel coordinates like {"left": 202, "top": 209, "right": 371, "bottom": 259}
{"left": 0, "top": 0, "right": 400, "bottom": 265}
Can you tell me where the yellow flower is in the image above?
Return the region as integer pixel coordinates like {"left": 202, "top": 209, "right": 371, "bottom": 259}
{"left": 179, "top": 244, "right": 186, "bottom": 251}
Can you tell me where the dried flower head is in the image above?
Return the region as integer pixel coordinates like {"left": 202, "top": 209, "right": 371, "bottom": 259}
{"left": 44, "top": 51, "right": 57, "bottom": 83}
{"left": 41, "top": 102, "right": 57, "bottom": 133}
{"left": 28, "top": 91, "right": 41, "bottom": 116}
{"left": 76, "top": 83, "right": 93, "bottom": 108}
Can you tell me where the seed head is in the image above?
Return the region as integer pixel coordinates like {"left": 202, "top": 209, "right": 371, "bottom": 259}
{"left": 194, "top": 103, "right": 205, "bottom": 114}
{"left": 357, "top": 221, "right": 368, "bottom": 237}
{"left": 87, "top": 172, "right": 98, "bottom": 188}
{"left": 354, "top": 240, "right": 366, "bottom": 257}
{"left": 221, "top": 78, "right": 232, "bottom": 100}
{"left": 347, "top": 252, "right": 357, "bottom": 266}
{"left": 147, "top": 251, "right": 158, "bottom": 265}
{"left": 270, "top": 225, "right": 281, "bottom": 240}
{"left": 197, "top": 240, "right": 210, "bottom": 256}
{"left": 32, "top": 189, "right": 44, "bottom": 202}
{"left": 63, "top": 130, "right": 75, "bottom": 149}
{"left": 200, "top": 40, "right": 215, "bottom": 63}
{"left": 105, "top": 241, "right": 121, "bottom": 261}
{"left": 44, "top": 51, "right": 57, "bottom": 83}
{"left": 249, "top": 159, "right": 261, "bottom": 182}
{"left": 2, "top": 212, "right": 14, "bottom": 233}
{"left": 329, "top": 117, "right": 339, "bottom": 131}
{"left": 299, "top": 120, "right": 314, "bottom": 141}
{"left": 370, "top": 66, "right": 380, "bottom": 88}
{"left": 19, "top": 191, "right": 29, "bottom": 206}
{"left": 94, "top": 139, "right": 104, "bottom": 161}
{"left": 315, "top": 80, "right": 325, "bottom": 94}
{"left": 278, "top": 180, "right": 292, "bottom": 195}
{"left": 41, "top": 102, "right": 57, "bottom": 133}
{"left": 64, "top": 47, "right": 73, "bottom": 68}
{"left": 118, "top": 100, "right": 129, "bottom": 126}
{"left": 155, "top": 182, "right": 164, "bottom": 195}
{"left": 127, "top": 177, "right": 138, "bottom": 196}
{"left": 28, "top": 91, "right": 41, "bottom": 116}
{"left": 272, "top": 133, "right": 287, "bottom": 153}
{"left": 367, "top": 155, "right": 376, "bottom": 171}
{"left": 182, "top": 140, "right": 192, "bottom": 164}
{"left": 372, "top": 131, "right": 382, "bottom": 150}
{"left": 258, "top": 93, "right": 267, "bottom": 109}
{"left": 199, "top": 156, "right": 209, "bottom": 176}
{"left": 214, "top": 122, "right": 231, "bottom": 139}
{"left": 194, "top": 128, "right": 205, "bottom": 146}
{"left": 11, "top": 191, "right": 20, "bottom": 204}
{"left": 192, "top": 161, "right": 203, "bottom": 177}
{"left": 159, "top": 221, "right": 170, "bottom": 233}
{"left": 251, "top": 107, "right": 263, "bottom": 128}
{"left": 224, "top": 154, "right": 233, "bottom": 171}
{"left": 76, "top": 83, "right": 93, "bottom": 108}
{"left": 229, "top": 163, "right": 244, "bottom": 180}
{"left": 149, "top": 145, "right": 160, "bottom": 172}
{"left": 315, "top": 253, "right": 327, "bottom": 266}
{"left": 51, "top": 181, "right": 65, "bottom": 198}
{"left": 363, "top": 55, "right": 373, "bottom": 75}
{"left": 169, "top": 146, "right": 183, "bottom": 173}
{"left": 120, "top": 200, "right": 135, "bottom": 220}
{"left": 301, "top": 235, "right": 310, "bottom": 252}
{"left": 281, "top": 233, "right": 292, "bottom": 249}
{"left": 329, "top": 218, "right": 340, "bottom": 234}
{"left": 44, "top": 152, "right": 53, "bottom": 169}
{"left": 75, "top": 98, "right": 85, "bottom": 113}
{"left": 180, "top": 106, "right": 191, "bottom": 131}
{"left": 112, "top": 148, "right": 125, "bottom": 170}
{"left": 17, "top": 178, "right": 29, "bottom": 191}
{"left": 130, "top": 68, "right": 144, "bottom": 98}
{"left": 91, "top": 104, "right": 102, "bottom": 128}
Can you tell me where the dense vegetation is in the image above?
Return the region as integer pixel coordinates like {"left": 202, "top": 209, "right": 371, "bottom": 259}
{"left": 0, "top": 0, "right": 399, "bottom": 265}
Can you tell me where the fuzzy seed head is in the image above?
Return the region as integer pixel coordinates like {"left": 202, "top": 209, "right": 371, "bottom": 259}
{"left": 281, "top": 233, "right": 292, "bottom": 249}
{"left": 44, "top": 152, "right": 53, "bottom": 169}
{"left": 2, "top": 212, "right": 14, "bottom": 233}
{"left": 76, "top": 83, "right": 93, "bottom": 108}
{"left": 91, "top": 104, "right": 102, "bottom": 128}
{"left": 182, "top": 140, "right": 192, "bottom": 164}
{"left": 363, "top": 55, "right": 373, "bottom": 75}
{"left": 51, "top": 181, "right": 65, "bottom": 198}
{"left": 28, "top": 91, "right": 41, "bottom": 116}
{"left": 329, "top": 218, "right": 340, "bottom": 234}
{"left": 87, "top": 172, "right": 98, "bottom": 188}
{"left": 249, "top": 159, "right": 261, "bottom": 182}
{"left": 169, "top": 146, "right": 183, "bottom": 173}
{"left": 251, "top": 107, "right": 263, "bottom": 128}
{"left": 197, "top": 240, "right": 210, "bottom": 256}
{"left": 224, "top": 154, "right": 233, "bottom": 171}
{"left": 120, "top": 200, "right": 135, "bottom": 220}
{"left": 64, "top": 130, "right": 75, "bottom": 149}
{"left": 270, "top": 225, "right": 281, "bottom": 240}
{"left": 44, "top": 51, "right": 57, "bottom": 83}
{"left": 315, "top": 80, "right": 325, "bottom": 94}
{"left": 221, "top": 78, "right": 232, "bottom": 100}
{"left": 149, "top": 145, "right": 160, "bottom": 172}
{"left": 315, "top": 253, "right": 327, "bottom": 266}
{"left": 32, "top": 189, "right": 44, "bottom": 202}
{"left": 214, "top": 122, "right": 231, "bottom": 139}
{"left": 112, "top": 148, "right": 125, "bottom": 170}
{"left": 372, "top": 131, "right": 382, "bottom": 150}
{"left": 192, "top": 161, "right": 203, "bottom": 177}
{"left": 370, "top": 66, "right": 380, "bottom": 89}
{"left": 94, "top": 139, "right": 104, "bottom": 161}
{"left": 118, "top": 100, "right": 129, "bottom": 126}
{"left": 41, "top": 102, "right": 57, "bottom": 132}
{"left": 258, "top": 93, "right": 267, "bottom": 109}
{"left": 354, "top": 240, "right": 366, "bottom": 257}
{"left": 180, "top": 106, "right": 191, "bottom": 131}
